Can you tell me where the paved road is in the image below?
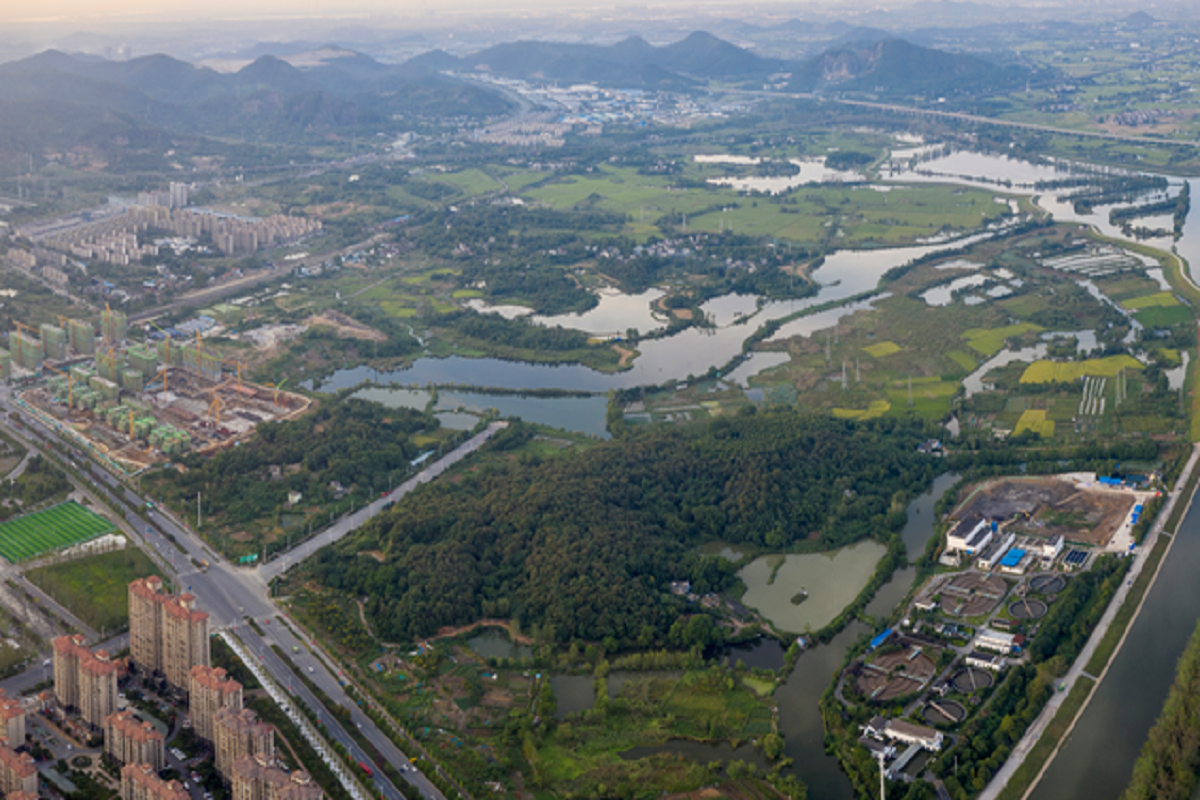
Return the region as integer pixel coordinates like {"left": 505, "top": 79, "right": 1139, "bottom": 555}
{"left": 258, "top": 422, "right": 507, "bottom": 582}
{"left": 0, "top": 393, "right": 504, "bottom": 800}
{"left": 979, "top": 442, "right": 1200, "bottom": 800}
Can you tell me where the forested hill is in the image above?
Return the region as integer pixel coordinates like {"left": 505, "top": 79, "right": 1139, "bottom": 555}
{"left": 310, "top": 411, "right": 940, "bottom": 647}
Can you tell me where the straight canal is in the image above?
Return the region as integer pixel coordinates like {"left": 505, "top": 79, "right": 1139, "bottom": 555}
{"left": 1030, "top": 489, "right": 1200, "bottom": 800}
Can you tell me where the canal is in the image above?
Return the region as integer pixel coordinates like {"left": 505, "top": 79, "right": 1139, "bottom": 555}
{"left": 1030, "top": 496, "right": 1200, "bottom": 800}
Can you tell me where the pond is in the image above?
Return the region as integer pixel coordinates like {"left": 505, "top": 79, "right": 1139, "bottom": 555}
{"left": 695, "top": 541, "right": 756, "bottom": 562}
{"left": 465, "top": 629, "right": 533, "bottom": 661}
{"left": 549, "top": 674, "right": 596, "bottom": 718}
{"left": 705, "top": 156, "right": 865, "bottom": 194}
{"left": 738, "top": 541, "right": 889, "bottom": 634}
{"left": 717, "top": 637, "right": 787, "bottom": 671}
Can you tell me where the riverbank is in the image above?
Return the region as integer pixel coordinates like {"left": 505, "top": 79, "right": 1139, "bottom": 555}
{"left": 981, "top": 441, "right": 1200, "bottom": 800}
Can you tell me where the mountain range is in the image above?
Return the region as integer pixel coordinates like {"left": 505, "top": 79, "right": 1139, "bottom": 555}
{"left": 0, "top": 31, "right": 1040, "bottom": 157}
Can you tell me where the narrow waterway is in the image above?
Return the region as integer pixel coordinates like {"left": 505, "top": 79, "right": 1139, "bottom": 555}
{"left": 777, "top": 471, "right": 959, "bottom": 798}
{"left": 1030, "top": 497, "right": 1200, "bottom": 800}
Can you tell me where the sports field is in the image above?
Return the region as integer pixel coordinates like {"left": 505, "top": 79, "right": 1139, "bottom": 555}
{"left": 0, "top": 502, "right": 114, "bottom": 563}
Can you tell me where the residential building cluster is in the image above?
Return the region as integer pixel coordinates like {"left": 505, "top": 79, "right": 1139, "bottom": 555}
{"left": 129, "top": 575, "right": 211, "bottom": 689}
{"left": 128, "top": 206, "right": 322, "bottom": 256}
{"left": 470, "top": 113, "right": 571, "bottom": 147}
{"left": 49, "top": 578, "right": 322, "bottom": 800}
{"left": 33, "top": 201, "right": 320, "bottom": 266}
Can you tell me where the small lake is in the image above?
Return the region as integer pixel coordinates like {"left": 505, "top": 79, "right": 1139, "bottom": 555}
{"left": 465, "top": 629, "right": 532, "bottom": 661}
{"left": 717, "top": 637, "right": 787, "bottom": 671}
{"left": 738, "top": 542, "right": 888, "bottom": 634}
{"left": 695, "top": 541, "right": 756, "bottom": 562}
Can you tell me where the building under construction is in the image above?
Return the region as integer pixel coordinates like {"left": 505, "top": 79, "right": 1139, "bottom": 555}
{"left": 9, "top": 317, "right": 309, "bottom": 472}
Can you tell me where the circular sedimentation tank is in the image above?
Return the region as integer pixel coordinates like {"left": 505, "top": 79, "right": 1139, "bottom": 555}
{"left": 1009, "top": 598, "right": 1048, "bottom": 620}
{"left": 951, "top": 667, "right": 995, "bottom": 693}
{"left": 923, "top": 699, "right": 967, "bottom": 724}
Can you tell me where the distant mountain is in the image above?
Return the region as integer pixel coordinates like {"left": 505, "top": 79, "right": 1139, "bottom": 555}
{"left": 0, "top": 47, "right": 513, "bottom": 143}
{"left": 1121, "top": 11, "right": 1158, "bottom": 29}
{"left": 790, "top": 38, "right": 1031, "bottom": 97}
{"left": 408, "top": 30, "right": 785, "bottom": 88}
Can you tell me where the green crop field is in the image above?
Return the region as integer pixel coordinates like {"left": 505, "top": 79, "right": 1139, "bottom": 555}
{"left": 0, "top": 502, "right": 114, "bottom": 563}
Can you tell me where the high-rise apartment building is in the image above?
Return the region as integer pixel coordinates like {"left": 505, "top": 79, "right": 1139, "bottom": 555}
{"left": 0, "top": 690, "right": 26, "bottom": 747}
{"left": 214, "top": 708, "right": 274, "bottom": 779}
{"left": 105, "top": 710, "right": 166, "bottom": 770}
{"left": 129, "top": 577, "right": 210, "bottom": 689}
{"left": 189, "top": 666, "right": 243, "bottom": 741}
{"left": 231, "top": 754, "right": 322, "bottom": 800}
{"left": 0, "top": 746, "right": 37, "bottom": 795}
{"left": 53, "top": 634, "right": 119, "bottom": 727}
{"left": 121, "top": 763, "right": 189, "bottom": 800}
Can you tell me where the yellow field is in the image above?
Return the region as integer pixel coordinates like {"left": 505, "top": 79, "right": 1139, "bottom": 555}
{"left": 962, "top": 324, "right": 1044, "bottom": 356}
{"left": 833, "top": 400, "right": 891, "bottom": 420}
{"left": 862, "top": 341, "right": 901, "bottom": 358}
{"left": 1123, "top": 291, "right": 1180, "bottom": 310}
{"left": 1019, "top": 356, "right": 1143, "bottom": 384}
{"left": 1015, "top": 409, "right": 1056, "bottom": 438}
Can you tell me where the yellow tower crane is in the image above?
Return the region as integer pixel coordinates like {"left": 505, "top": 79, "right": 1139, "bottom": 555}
{"left": 207, "top": 395, "right": 225, "bottom": 426}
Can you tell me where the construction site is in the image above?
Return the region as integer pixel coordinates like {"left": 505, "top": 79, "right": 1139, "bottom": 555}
{"left": 2, "top": 307, "right": 311, "bottom": 472}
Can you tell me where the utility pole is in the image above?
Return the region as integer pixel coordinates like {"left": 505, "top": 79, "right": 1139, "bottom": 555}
{"left": 856, "top": 358, "right": 860, "bottom": 383}
{"left": 908, "top": 376, "right": 914, "bottom": 407}
{"left": 197, "top": 492, "right": 201, "bottom": 529}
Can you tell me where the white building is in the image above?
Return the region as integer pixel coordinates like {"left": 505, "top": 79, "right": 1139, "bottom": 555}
{"left": 965, "top": 651, "right": 1006, "bottom": 671}
{"left": 974, "top": 629, "right": 1017, "bottom": 654}
{"left": 864, "top": 716, "right": 944, "bottom": 752}
{"left": 947, "top": 516, "right": 992, "bottom": 555}
{"left": 977, "top": 532, "right": 1017, "bottom": 571}
{"left": 1040, "top": 535, "right": 1064, "bottom": 561}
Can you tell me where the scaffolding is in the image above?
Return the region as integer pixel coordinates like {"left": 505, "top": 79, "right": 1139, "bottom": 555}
{"left": 67, "top": 319, "right": 96, "bottom": 355}
{"left": 40, "top": 324, "right": 66, "bottom": 361}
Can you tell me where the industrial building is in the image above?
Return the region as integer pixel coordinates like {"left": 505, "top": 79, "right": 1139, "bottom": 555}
{"left": 947, "top": 516, "right": 994, "bottom": 555}
{"left": 974, "top": 629, "right": 1019, "bottom": 655}
{"left": 863, "top": 716, "right": 944, "bottom": 752}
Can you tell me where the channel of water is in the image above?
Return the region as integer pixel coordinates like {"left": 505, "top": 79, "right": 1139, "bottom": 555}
{"left": 1030, "top": 495, "right": 1200, "bottom": 800}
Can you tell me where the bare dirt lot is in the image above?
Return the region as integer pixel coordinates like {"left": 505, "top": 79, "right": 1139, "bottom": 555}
{"left": 953, "top": 476, "right": 1135, "bottom": 547}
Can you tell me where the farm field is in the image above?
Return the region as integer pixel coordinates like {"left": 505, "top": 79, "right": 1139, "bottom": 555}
{"left": 0, "top": 502, "right": 114, "bottom": 563}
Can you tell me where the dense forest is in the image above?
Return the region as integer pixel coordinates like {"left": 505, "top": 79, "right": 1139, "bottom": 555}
{"left": 146, "top": 394, "right": 434, "bottom": 531}
{"left": 309, "top": 411, "right": 940, "bottom": 647}
{"left": 1122, "top": 619, "right": 1200, "bottom": 800}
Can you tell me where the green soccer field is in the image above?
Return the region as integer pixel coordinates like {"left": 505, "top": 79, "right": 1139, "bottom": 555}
{"left": 0, "top": 502, "right": 115, "bottom": 563}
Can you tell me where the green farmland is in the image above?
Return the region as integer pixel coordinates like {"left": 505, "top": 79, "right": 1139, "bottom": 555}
{"left": 0, "top": 502, "right": 115, "bottom": 563}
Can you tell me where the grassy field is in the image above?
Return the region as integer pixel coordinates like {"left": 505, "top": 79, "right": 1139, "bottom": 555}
{"left": 26, "top": 547, "right": 158, "bottom": 633}
{"left": 1019, "top": 355, "right": 1142, "bottom": 383}
{"left": 519, "top": 165, "right": 1013, "bottom": 246}
{"left": 0, "top": 502, "right": 114, "bottom": 563}
{"left": 862, "top": 341, "right": 901, "bottom": 358}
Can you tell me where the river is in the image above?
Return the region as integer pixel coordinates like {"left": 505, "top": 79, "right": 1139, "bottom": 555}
{"left": 1029, "top": 498, "right": 1200, "bottom": 800}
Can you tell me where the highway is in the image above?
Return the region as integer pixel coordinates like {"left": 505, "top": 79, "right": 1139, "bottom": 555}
{"left": 0, "top": 387, "right": 504, "bottom": 800}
